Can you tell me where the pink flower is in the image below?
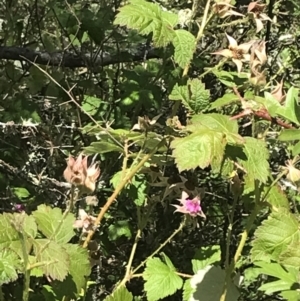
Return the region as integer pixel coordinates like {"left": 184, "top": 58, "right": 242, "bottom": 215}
{"left": 173, "top": 191, "right": 206, "bottom": 218}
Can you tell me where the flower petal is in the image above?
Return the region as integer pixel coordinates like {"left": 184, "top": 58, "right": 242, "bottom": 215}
{"left": 226, "top": 33, "right": 238, "bottom": 48}
{"left": 232, "top": 58, "right": 243, "bottom": 73}
{"left": 211, "top": 49, "right": 233, "bottom": 58}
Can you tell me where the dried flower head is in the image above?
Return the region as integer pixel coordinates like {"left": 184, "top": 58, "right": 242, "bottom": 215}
{"left": 213, "top": 0, "right": 244, "bottom": 18}
{"left": 284, "top": 159, "right": 300, "bottom": 185}
{"left": 74, "top": 209, "right": 97, "bottom": 234}
{"left": 248, "top": 1, "right": 272, "bottom": 33}
{"left": 212, "top": 34, "right": 255, "bottom": 73}
{"left": 63, "top": 154, "right": 100, "bottom": 192}
{"left": 172, "top": 191, "right": 206, "bottom": 218}
{"left": 271, "top": 80, "right": 286, "bottom": 103}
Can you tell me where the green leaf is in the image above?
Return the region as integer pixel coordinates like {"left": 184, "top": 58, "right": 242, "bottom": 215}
{"left": 114, "top": 0, "right": 177, "bottom": 47}
{"left": 277, "top": 87, "right": 300, "bottom": 125}
{"left": 192, "top": 246, "right": 221, "bottom": 273}
{"left": 61, "top": 245, "right": 91, "bottom": 294}
{"left": 0, "top": 213, "right": 19, "bottom": 243}
{"left": 108, "top": 220, "right": 132, "bottom": 240}
{"left": 292, "top": 141, "right": 300, "bottom": 156}
{"left": 173, "top": 29, "right": 196, "bottom": 68}
{"left": 255, "top": 261, "right": 297, "bottom": 283}
{"left": 190, "top": 265, "right": 240, "bottom": 301}
{"left": 33, "top": 239, "right": 70, "bottom": 281}
{"left": 81, "top": 95, "right": 102, "bottom": 116}
{"left": 278, "top": 129, "right": 300, "bottom": 141}
{"left": 279, "top": 239, "right": 300, "bottom": 267}
{"left": 280, "top": 290, "right": 300, "bottom": 301}
{"left": 11, "top": 187, "right": 30, "bottom": 199}
{"left": 104, "top": 286, "right": 133, "bottom": 301}
{"left": 183, "top": 279, "right": 195, "bottom": 301}
{"left": 251, "top": 210, "right": 300, "bottom": 262}
{"left": 171, "top": 129, "right": 226, "bottom": 171}
{"left": 264, "top": 184, "right": 289, "bottom": 210}
{"left": 0, "top": 248, "right": 20, "bottom": 285}
{"left": 143, "top": 255, "right": 183, "bottom": 301}
{"left": 209, "top": 93, "right": 239, "bottom": 110}
{"left": 84, "top": 141, "right": 123, "bottom": 155}
{"left": 238, "top": 137, "right": 269, "bottom": 183}
{"left": 188, "top": 113, "right": 243, "bottom": 144}
{"left": 32, "top": 205, "right": 75, "bottom": 244}
{"left": 259, "top": 280, "right": 294, "bottom": 295}
{"left": 169, "top": 79, "right": 210, "bottom": 113}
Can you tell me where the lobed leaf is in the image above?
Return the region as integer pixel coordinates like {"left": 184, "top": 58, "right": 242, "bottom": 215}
{"left": 251, "top": 210, "right": 300, "bottom": 262}
{"left": 32, "top": 205, "right": 75, "bottom": 244}
{"left": 143, "top": 256, "right": 183, "bottom": 301}
{"left": 33, "top": 239, "right": 70, "bottom": 281}
{"left": 114, "top": 0, "right": 177, "bottom": 47}
{"left": 173, "top": 29, "right": 196, "bottom": 68}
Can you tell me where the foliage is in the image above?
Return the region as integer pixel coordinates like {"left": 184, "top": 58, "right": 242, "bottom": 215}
{"left": 1, "top": 0, "right": 300, "bottom": 300}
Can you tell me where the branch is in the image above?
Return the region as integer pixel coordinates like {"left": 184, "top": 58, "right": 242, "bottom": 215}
{"left": 0, "top": 45, "right": 160, "bottom": 68}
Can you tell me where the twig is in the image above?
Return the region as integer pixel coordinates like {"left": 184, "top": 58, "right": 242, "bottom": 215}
{"left": 82, "top": 139, "right": 166, "bottom": 248}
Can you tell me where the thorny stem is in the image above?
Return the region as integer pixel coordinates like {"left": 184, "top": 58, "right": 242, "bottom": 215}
{"left": 131, "top": 217, "right": 186, "bottom": 275}
{"left": 83, "top": 138, "right": 166, "bottom": 248}
{"left": 171, "top": 0, "right": 212, "bottom": 117}
{"left": 215, "top": 18, "right": 249, "bottom": 28}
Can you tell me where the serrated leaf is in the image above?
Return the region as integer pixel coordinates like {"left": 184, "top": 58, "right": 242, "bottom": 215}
{"left": 173, "top": 29, "right": 196, "bottom": 68}
{"left": 264, "top": 184, "right": 289, "bottom": 210}
{"left": 192, "top": 246, "right": 221, "bottom": 273}
{"left": 33, "top": 239, "right": 70, "bottom": 281}
{"left": 0, "top": 213, "right": 19, "bottom": 243}
{"left": 251, "top": 210, "right": 300, "bottom": 262}
{"left": 238, "top": 137, "right": 269, "bottom": 183}
{"left": 84, "top": 141, "right": 123, "bottom": 155}
{"left": 104, "top": 286, "right": 133, "bottom": 301}
{"left": 114, "top": 0, "right": 177, "bottom": 47}
{"left": 108, "top": 220, "right": 132, "bottom": 240}
{"left": 171, "top": 129, "right": 226, "bottom": 171}
{"left": 59, "top": 245, "right": 91, "bottom": 294}
{"left": 143, "top": 257, "right": 183, "bottom": 301}
{"left": 32, "top": 205, "right": 75, "bottom": 244}
{"left": 279, "top": 239, "right": 300, "bottom": 267}
{"left": 188, "top": 114, "right": 243, "bottom": 144}
{"left": 169, "top": 79, "right": 210, "bottom": 113}
{"left": 209, "top": 93, "right": 239, "bottom": 110}
{"left": 278, "top": 129, "right": 300, "bottom": 141}
{"left": 0, "top": 248, "right": 20, "bottom": 285}
{"left": 190, "top": 265, "right": 240, "bottom": 301}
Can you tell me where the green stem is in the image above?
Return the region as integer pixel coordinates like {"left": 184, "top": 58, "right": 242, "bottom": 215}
{"left": 19, "top": 231, "right": 30, "bottom": 301}
{"left": 220, "top": 194, "right": 239, "bottom": 301}
{"left": 171, "top": 0, "right": 212, "bottom": 117}
{"left": 132, "top": 217, "right": 186, "bottom": 274}
{"left": 219, "top": 181, "right": 260, "bottom": 301}
{"left": 117, "top": 228, "right": 142, "bottom": 289}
